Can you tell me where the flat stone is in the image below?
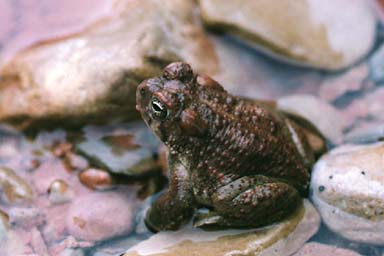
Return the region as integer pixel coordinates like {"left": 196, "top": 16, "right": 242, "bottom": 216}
{"left": 199, "top": 0, "right": 376, "bottom": 70}
{"left": 123, "top": 200, "right": 320, "bottom": 256}
{"left": 293, "top": 242, "right": 361, "bottom": 256}
{"left": 76, "top": 122, "right": 161, "bottom": 176}
{"left": 0, "top": 0, "right": 218, "bottom": 130}
{"left": 311, "top": 142, "right": 384, "bottom": 244}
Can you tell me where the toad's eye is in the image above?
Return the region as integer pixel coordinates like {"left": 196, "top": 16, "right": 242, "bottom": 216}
{"left": 150, "top": 97, "right": 168, "bottom": 120}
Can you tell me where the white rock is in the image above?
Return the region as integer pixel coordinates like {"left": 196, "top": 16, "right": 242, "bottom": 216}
{"left": 123, "top": 200, "right": 320, "bottom": 256}
{"left": 199, "top": 0, "right": 376, "bottom": 70}
{"left": 311, "top": 142, "right": 384, "bottom": 244}
{"left": 277, "top": 94, "right": 346, "bottom": 144}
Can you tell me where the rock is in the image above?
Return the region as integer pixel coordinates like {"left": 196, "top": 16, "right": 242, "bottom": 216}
{"left": 0, "top": 0, "right": 218, "bottom": 130}
{"left": 0, "top": 210, "right": 9, "bottom": 240}
{"left": 78, "top": 168, "right": 114, "bottom": 190}
{"left": 277, "top": 94, "right": 346, "bottom": 144}
{"left": 48, "top": 179, "right": 74, "bottom": 204}
{"left": 123, "top": 200, "right": 320, "bottom": 256}
{"left": 66, "top": 190, "right": 137, "bottom": 242}
{"left": 8, "top": 207, "right": 43, "bottom": 229}
{"left": 342, "top": 87, "right": 384, "bottom": 125}
{"left": 311, "top": 142, "right": 384, "bottom": 244}
{"left": 76, "top": 122, "right": 162, "bottom": 176}
{"left": 343, "top": 122, "right": 384, "bottom": 144}
{"left": 293, "top": 242, "right": 362, "bottom": 256}
{"left": 319, "top": 64, "right": 370, "bottom": 102}
{"left": 31, "top": 227, "right": 49, "bottom": 256}
{"left": 369, "top": 43, "right": 384, "bottom": 83}
{"left": 199, "top": 0, "right": 376, "bottom": 70}
{"left": 0, "top": 166, "right": 34, "bottom": 203}
{"left": 208, "top": 35, "right": 323, "bottom": 100}
{"left": 32, "top": 160, "right": 72, "bottom": 195}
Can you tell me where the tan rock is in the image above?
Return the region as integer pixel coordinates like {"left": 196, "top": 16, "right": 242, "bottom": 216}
{"left": 311, "top": 142, "right": 384, "bottom": 244}
{"left": 198, "top": 0, "right": 376, "bottom": 70}
{"left": 123, "top": 200, "right": 320, "bottom": 256}
{"left": 0, "top": 0, "right": 218, "bottom": 130}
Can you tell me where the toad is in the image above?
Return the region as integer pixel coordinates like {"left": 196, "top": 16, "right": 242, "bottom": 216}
{"left": 136, "top": 62, "right": 326, "bottom": 231}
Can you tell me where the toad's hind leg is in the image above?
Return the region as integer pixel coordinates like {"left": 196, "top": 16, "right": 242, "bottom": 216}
{"left": 193, "top": 176, "right": 301, "bottom": 229}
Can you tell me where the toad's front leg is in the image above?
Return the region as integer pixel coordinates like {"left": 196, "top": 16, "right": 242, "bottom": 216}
{"left": 145, "top": 155, "right": 195, "bottom": 231}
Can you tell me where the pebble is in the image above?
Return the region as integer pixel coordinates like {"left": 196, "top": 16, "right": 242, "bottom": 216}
{"left": 78, "top": 168, "right": 114, "bottom": 190}
{"left": 124, "top": 200, "right": 320, "bottom": 256}
{"left": 0, "top": 166, "right": 33, "bottom": 203}
{"left": 66, "top": 191, "right": 137, "bottom": 242}
{"left": 48, "top": 179, "right": 74, "bottom": 204}
{"left": 311, "top": 142, "right": 384, "bottom": 244}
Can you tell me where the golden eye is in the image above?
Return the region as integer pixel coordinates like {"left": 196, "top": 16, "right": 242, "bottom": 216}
{"left": 151, "top": 97, "right": 168, "bottom": 120}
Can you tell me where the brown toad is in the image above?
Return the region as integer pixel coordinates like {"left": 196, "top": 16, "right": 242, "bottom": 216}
{"left": 136, "top": 62, "right": 326, "bottom": 231}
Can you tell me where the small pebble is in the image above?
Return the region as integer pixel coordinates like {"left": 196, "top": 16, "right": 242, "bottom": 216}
{"left": 78, "top": 169, "right": 114, "bottom": 190}
{"left": 0, "top": 166, "right": 33, "bottom": 203}
{"left": 48, "top": 179, "right": 73, "bottom": 204}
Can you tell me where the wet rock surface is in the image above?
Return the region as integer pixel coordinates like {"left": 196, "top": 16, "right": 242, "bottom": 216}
{"left": 199, "top": 0, "right": 376, "bottom": 70}
{"left": 311, "top": 142, "right": 384, "bottom": 244}
{"left": 123, "top": 200, "right": 320, "bottom": 256}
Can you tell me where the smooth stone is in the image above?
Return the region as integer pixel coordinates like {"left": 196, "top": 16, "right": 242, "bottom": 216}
{"left": 124, "top": 200, "right": 320, "bottom": 256}
{"left": 342, "top": 87, "right": 384, "bottom": 124}
{"left": 0, "top": 0, "right": 218, "bottom": 130}
{"left": 199, "top": 0, "right": 376, "bottom": 70}
{"left": 277, "top": 94, "right": 346, "bottom": 144}
{"left": 48, "top": 179, "right": 74, "bottom": 204}
{"left": 8, "top": 207, "right": 43, "bottom": 229}
{"left": 77, "top": 122, "right": 161, "bottom": 176}
{"left": 66, "top": 191, "right": 137, "bottom": 242}
{"left": 31, "top": 227, "right": 49, "bottom": 256}
{"left": 293, "top": 242, "right": 362, "bottom": 256}
{"left": 319, "top": 64, "right": 369, "bottom": 102}
{"left": 343, "top": 122, "right": 384, "bottom": 144}
{"left": 0, "top": 210, "right": 9, "bottom": 240}
{"left": 0, "top": 166, "right": 34, "bottom": 203}
{"left": 369, "top": 43, "right": 384, "bottom": 83}
{"left": 311, "top": 142, "right": 384, "bottom": 244}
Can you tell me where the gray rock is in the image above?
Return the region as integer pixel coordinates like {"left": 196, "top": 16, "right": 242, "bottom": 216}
{"left": 369, "top": 43, "right": 384, "bottom": 83}
{"left": 123, "top": 200, "right": 320, "bottom": 256}
{"left": 311, "top": 142, "right": 384, "bottom": 244}
{"left": 76, "top": 122, "right": 161, "bottom": 176}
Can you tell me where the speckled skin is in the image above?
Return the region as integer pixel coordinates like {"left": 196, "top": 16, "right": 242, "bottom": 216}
{"left": 136, "top": 62, "right": 325, "bottom": 231}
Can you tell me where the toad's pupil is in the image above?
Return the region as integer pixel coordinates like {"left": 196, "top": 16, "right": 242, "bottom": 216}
{"left": 151, "top": 98, "right": 167, "bottom": 118}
